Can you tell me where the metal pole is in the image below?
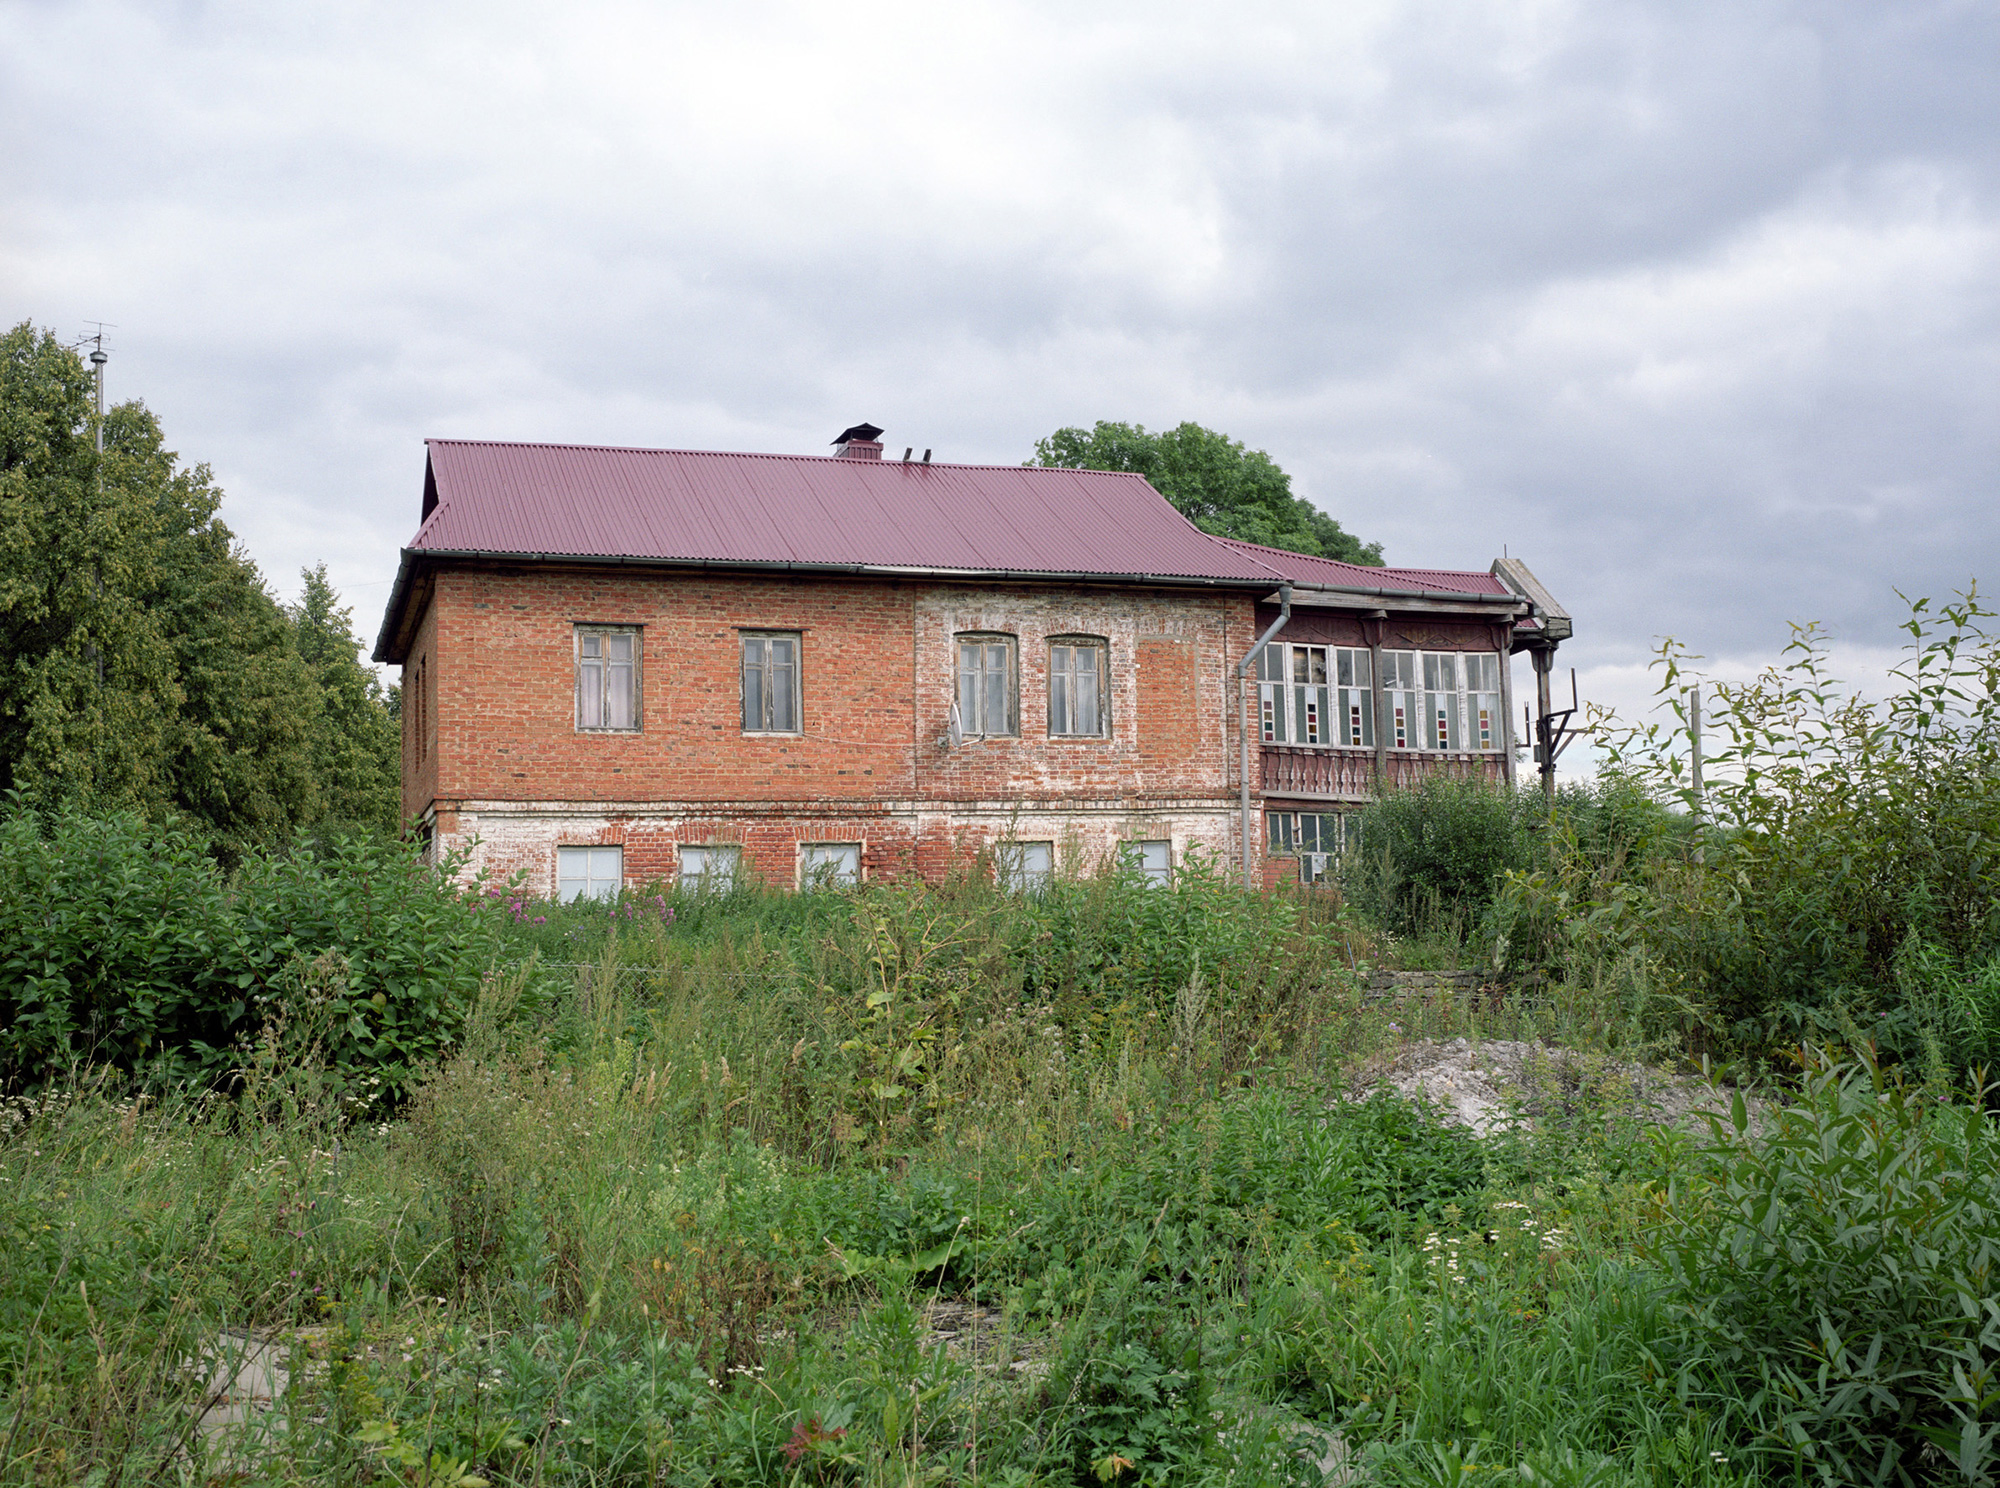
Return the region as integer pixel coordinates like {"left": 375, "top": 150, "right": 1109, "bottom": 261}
{"left": 1235, "top": 585, "right": 1292, "bottom": 890}
{"left": 87, "top": 337, "right": 108, "bottom": 685}
{"left": 1688, "top": 684, "right": 1704, "bottom": 823}
{"left": 1533, "top": 647, "right": 1555, "bottom": 810}
{"left": 90, "top": 344, "right": 106, "bottom": 453}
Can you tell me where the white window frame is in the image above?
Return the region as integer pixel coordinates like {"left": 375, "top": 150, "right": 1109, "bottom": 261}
{"left": 557, "top": 845, "right": 624, "bottom": 902}
{"left": 1123, "top": 839, "right": 1173, "bottom": 887}
{"left": 1257, "top": 643, "right": 1373, "bottom": 748}
{"left": 996, "top": 840, "right": 1053, "bottom": 893}
{"left": 576, "top": 626, "right": 640, "bottom": 732}
{"left": 1048, "top": 637, "right": 1110, "bottom": 739}
{"left": 1382, "top": 649, "right": 1505, "bottom": 753}
{"left": 677, "top": 843, "right": 741, "bottom": 893}
{"left": 740, "top": 631, "right": 802, "bottom": 734}
{"left": 1267, "top": 811, "right": 1356, "bottom": 883}
{"left": 956, "top": 634, "right": 1018, "bottom": 738}
{"left": 799, "top": 841, "right": 862, "bottom": 890}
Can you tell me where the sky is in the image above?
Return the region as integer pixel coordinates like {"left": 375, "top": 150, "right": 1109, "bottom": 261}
{"left": 5, "top": 0, "right": 1996, "bottom": 763}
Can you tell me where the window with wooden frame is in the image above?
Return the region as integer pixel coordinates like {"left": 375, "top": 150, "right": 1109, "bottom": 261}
{"left": 1257, "top": 643, "right": 1372, "bottom": 747}
{"left": 1382, "top": 649, "right": 1505, "bottom": 752}
{"left": 800, "top": 841, "right": 861, "bottom": 890}
{"left": 557, "top": 845, "right": 623, "bottom": 901}
{"left": 741, "top": 631, "right": 801, "bottom": 733}
{"left": 956, "top": 634, "right": 1017, "bottom": 738}
{"left": 1266, "top": 811, "right": 1357, "bottom": 883}
{"left": 576, "top": 627, "right": 639, "bottom": 731}
{"left": 996, "top": 841, "right": 1053, "bottom": 892}
{"left": 677, "top": 844, "right": 741, "bottom": 893}
{"left": 1048, "top": 637, "right": 1109, "bottom": 738}
{"left": 1122, "top": 839, "right": 1173, "bottom": 886}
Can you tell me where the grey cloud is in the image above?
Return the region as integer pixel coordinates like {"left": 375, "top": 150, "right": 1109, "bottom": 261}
{"left": 3, "top": 0, "right": 1994, "bottom": 706}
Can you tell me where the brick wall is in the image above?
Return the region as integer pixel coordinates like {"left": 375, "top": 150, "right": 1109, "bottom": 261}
{"left": 405, "top": 565, "right": 1263, "bottom": 892}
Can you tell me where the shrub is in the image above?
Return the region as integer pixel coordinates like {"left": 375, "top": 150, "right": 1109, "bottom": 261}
{"left": 1598, "top": 590, "right": 2000, "bottom": 1056}
{"left": 0, "top": 808, "right": 235, "bottom": 1087}
{"left": 1650, "top": 1049, "right": 2000, "bottom": 1484}
{"left": 0, "top": 805, "right": 497, "bottom": 1096}
{"left": 1345, "top": 776, "right": 1528, "bottom": 935}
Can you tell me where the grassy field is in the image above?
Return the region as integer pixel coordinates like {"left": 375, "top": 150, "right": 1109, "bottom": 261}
{"left": 4, "top": 859, "right": 1993, "bottom": 1487}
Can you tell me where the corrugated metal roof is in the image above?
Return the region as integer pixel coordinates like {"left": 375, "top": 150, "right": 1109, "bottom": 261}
{"left": 413, "top": 440, "right": 1286, "bottom": 581}
{"left": 374, "top": 439, "right": 1525, "bottom": 660}
{"left": 1214, "top": 537, "right": 1511, "bottom": 596}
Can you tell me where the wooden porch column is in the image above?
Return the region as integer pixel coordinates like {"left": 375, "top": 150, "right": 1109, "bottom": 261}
{"left": 1363, "top": 610, "right": 1388, "bottom": 795}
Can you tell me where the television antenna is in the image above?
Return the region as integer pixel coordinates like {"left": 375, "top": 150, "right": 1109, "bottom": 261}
{"left": 71, "top": 323, "right": 116, "bottom": 452}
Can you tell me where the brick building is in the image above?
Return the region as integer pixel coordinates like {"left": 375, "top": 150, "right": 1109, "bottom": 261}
{"left": 372, "top": 428, "right": 1570, "bottom": 898}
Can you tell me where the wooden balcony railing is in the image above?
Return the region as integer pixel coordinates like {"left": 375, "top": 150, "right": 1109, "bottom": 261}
{"left": 1260, "top": 745, "right": 1509, "bottom": 800}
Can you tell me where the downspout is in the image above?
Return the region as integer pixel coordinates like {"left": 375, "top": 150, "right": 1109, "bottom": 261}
{"left": 1235, "top": 585, "right": 1292, "bottom": 890}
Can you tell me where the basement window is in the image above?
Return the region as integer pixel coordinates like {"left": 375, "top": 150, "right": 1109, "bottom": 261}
{"left": 576, "top": 627, "right": 640, "bottom": 731}
{"left": 1267, "top": 812, "right": 1355, "bottom": 884}
{"left": 678, "top": 844, "right": 741, "bottom": 892}
{"left": 1049, "top": 637, "right": 1109, "bottom": 737}
{"left": 800, "top": 842, "right": 861, "bottom": 890}
{"left": 557, "top": 845, "right": 623, "bottom": 902}
{"left": 996, "top": 841, "right": 1053, "bottom": 893}
{"left": 956, "top": 635, "right": 1017, "bottom": 738}
{"left": 1123, "top": 839, "right": 1173, "bottom": 886}
{"left": 741, "top": 632, "right": 801, "bottom": 733}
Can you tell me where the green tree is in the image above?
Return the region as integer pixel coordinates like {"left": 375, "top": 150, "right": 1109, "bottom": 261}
{"left": 1030, "top": 420, "right": 1383, "bottom": 565}
{"left": 290, "top": 562, "right": 401, "bottom": 835}
{"left": 0, "top": 322, "right": 326, "bottom": 857}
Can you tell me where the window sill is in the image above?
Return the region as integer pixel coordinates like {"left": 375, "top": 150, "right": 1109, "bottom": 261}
{"left": 741, "top": 731, "right": 804, "bottom": 739}
{"left": 577, "top": 727, "right": 642, "bottom": 735}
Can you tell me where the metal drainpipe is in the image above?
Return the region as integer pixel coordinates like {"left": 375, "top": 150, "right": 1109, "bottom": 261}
{"left": 1235, "top": 585, "right": 1292, "bottom": 890}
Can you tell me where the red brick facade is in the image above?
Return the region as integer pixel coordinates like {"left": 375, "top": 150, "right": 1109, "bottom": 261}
{"left": 380, "top": 441, "right": 1559, "bottom": 900}
{"left": 404, "top": 564, "right": 1262, "bottom": 895}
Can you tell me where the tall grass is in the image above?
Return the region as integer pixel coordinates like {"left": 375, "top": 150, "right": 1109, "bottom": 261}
{"left": 9, "top": 857, "right": 1990, "bottom": 1485}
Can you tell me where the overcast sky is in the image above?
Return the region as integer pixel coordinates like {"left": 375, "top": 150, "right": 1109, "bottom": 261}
{"left": 6, "top": 0, "right": 1996, "bottom": 754}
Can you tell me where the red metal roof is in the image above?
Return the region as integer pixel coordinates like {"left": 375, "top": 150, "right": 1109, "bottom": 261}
{"left": 375, "top": 439, "right": 1521, "bottom": 660}
{"left": 412, "top": 440, "right": 1284, "bottom": 582}
{"left": 1214, "top": 537, "right": 1511, "bottom": 596}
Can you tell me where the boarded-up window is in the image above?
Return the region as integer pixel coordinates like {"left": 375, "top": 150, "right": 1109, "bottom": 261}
{"left": 1139, "top": 636, "right": 1196, "bottom": 759}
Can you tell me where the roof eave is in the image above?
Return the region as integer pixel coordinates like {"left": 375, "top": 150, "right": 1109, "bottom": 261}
{"left": 373, "top": 550, "right": 423, "bottom": 664}
{"left": 1267, "top": 584, "right": 1528, "bottom": 614}
{"left": 1490, "top": 558, "right": 1574, "bottom": 643}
